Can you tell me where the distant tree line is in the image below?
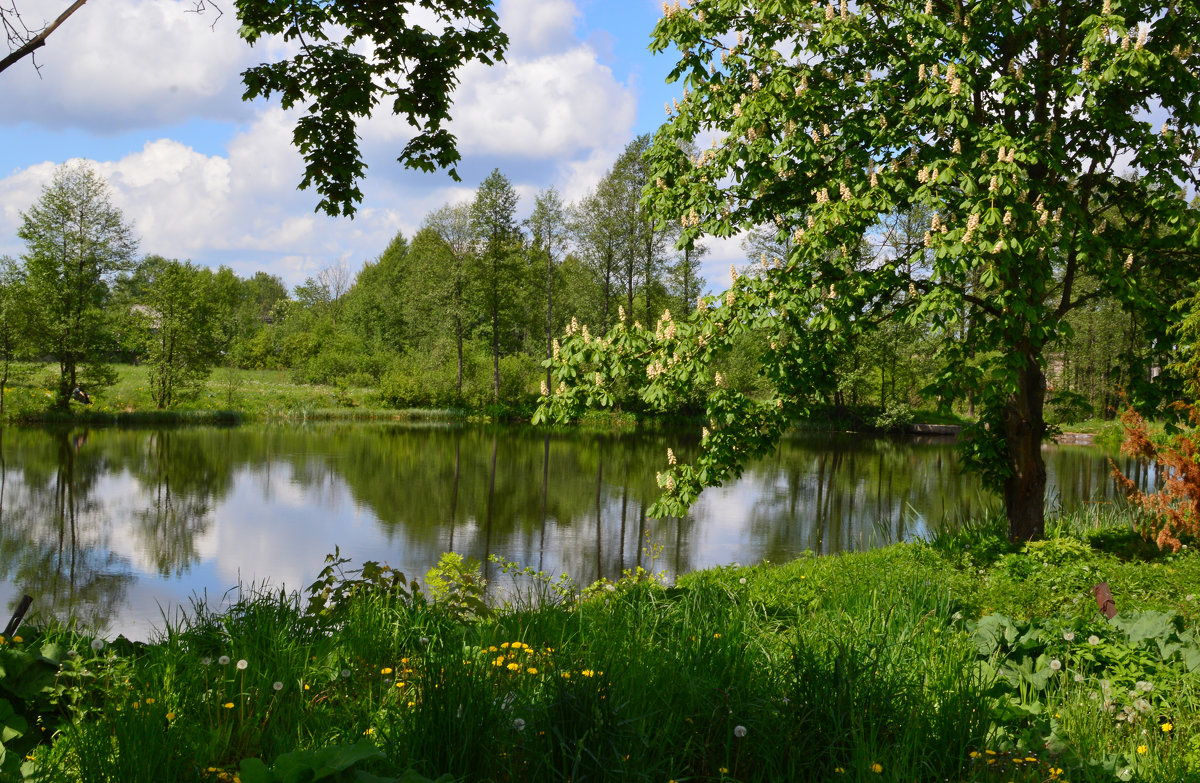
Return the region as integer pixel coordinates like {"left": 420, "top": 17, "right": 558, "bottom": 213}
{"left": 0, "top": 147, "right": 1180, "bottom": 421}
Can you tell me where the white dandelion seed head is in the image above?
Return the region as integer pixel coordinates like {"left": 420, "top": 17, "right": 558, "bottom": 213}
{"left": 734, "top": 725, "right": 748, "bottom": 738}
{"left": 1089, "top": 635, "right": 1101, "bottom": 645}
{"left": 273, "top": 681, "right": 284, "bottom": 691}
{"left": 90, "top": 639, "right": 105, "bottom": 652}
{"left": 342, "top": 669, "right": 352, "bottom": 678}
{"left": 513, "top": 718, "right": 526, "bottom": 732}
{"left": 236, "top": 659, "right": 248, "bottom": 670}
{"left": 739, "top": 577, "right": 747, "bottom": 584}
{"left": 1074, "top": 673, "right": 1085, "bottom": 683}
{"left": 1063, "top": 631, "right": 1075, "bottom": 642}
{"left": 1050, "top": 659, "right": 1062, "bottom": 671}
{"left": 219, "top": 655, "right": 231, "bottom": 665}
{"left": 420, "top": 637, "right": 430, "bottom": 646}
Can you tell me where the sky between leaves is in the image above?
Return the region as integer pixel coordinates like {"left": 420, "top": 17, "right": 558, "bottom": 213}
{"left": 0, "top": 0, "right": 746, "bottom": 288}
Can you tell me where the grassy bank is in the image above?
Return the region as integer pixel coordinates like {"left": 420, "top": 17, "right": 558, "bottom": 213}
{"left": 3, "top": 509, "right": 1198, "bottom": 782}
{"left": 0, "top": 364, "right": 474, "bottom": 425}
{"left": 3, "top": 363, "right": 979, "bottom": 431}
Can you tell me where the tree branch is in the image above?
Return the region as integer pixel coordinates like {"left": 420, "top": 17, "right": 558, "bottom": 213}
{"left": 0, "top": 0, "right": 88, "bottom": 75}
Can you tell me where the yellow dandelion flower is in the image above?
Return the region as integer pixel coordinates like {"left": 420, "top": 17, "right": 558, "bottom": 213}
{"left": 493, "top": 656, "right": 505, "bottom": 666}
{"left": 1137, "top": 745, "right": 1148, "bottom": 754}
{"left": 1162, "top": 722, "right": 1174, "bottom": 732}
{"left": 501, "top": 642, "right": 510, "bottom": 649}
{"left": 146, "top": 698, "right": 155, "bottom": 704}
{"left": 381, "top": 667, "right": 393, "bottom": 675}
{"left": 396, "top": 681, "right": 405, "bottom": 688}
{"left": 527, "top": 667, "right": 538, "bottom": 674}
{"left": 870, "top": 762, "right": 882, "bottom": 773}
{"left": 582, "top": 669, "right": 595, "bottom": 678}
{"left": 718, "top": 768, "right": 728, "bottom": 775}
{"left": 506, "top": 662, "right": 520, "bottom": 672}
{"left": 12, "top": 636, "right": 21, "bottom": 643}
{"left": 713, "top": 633, "right": 721, "bottom": 639}
{"left": 166, "top": 712, "right": 176, "bottom": 720}
{"left": 1025, "top": 756, "right": 1037, "bottom": 762}
{"left": 560, "top": 672, "right": 570, "bottom": 679}
{"left": 223, "top": 702, "right": 234, "bottom": 709}
{"left": 407, "top": 701, "right": 415, "bottom": 707}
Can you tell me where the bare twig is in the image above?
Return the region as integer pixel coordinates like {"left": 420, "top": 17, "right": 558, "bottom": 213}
{"left": 0, "top": 0, "right": 89, "bottom": 76}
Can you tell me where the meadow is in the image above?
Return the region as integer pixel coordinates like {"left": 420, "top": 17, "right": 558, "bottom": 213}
{"left": 1, "top": 507, "right": 1198, "bottom": 782}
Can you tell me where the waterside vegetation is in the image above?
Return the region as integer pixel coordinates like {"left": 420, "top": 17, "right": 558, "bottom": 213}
{"left": 2, "top": 508, "right": 1199, "bottom": 782}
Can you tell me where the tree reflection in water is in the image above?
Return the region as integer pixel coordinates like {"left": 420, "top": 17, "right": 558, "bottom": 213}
{"left": 0, "top": 423, "right": 1155, "bottom": 637}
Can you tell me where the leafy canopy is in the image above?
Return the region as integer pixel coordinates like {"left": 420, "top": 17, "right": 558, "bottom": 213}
{"left": 536, "top": 0, "right": 1200, "bottom": 524}
{"left": 236, "top": 0, "right": 507, "bottom": 217}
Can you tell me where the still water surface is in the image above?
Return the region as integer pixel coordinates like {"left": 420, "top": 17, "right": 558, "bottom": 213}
{"left": 0, "top": 423, "right": 1152, "bottom": 638}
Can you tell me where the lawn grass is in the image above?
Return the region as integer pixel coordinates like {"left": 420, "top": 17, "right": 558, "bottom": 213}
{"left": 0, "top": 363, "right": 467, "bottom": 425}
{"left": 4, "top": 508, "right": 1199, "bottom": 782}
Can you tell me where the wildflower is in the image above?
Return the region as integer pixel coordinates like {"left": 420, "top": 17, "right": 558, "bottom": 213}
{"left": 91, "top": 639, "right": 105, "bottom": 652}
{"left": 273, "top": 682, "right": 283, "bottom": 691}
{"left": 341, "top": 669, "right": 351, "bottom": 678}
{"left": 719, "top": 768, "right": 729, "bottom": 775}
{"left": 236, "top": 659, "right": 248, "bottom": 670}
{"left": 734, "top": 725, "right": 747, "bottom": 738}
{"left": 527, "top": 667, "right": 538, "bottom": 674}
{"left": 218, "top": 655, "right": 231, "bottom": 665}
{"left": 1074, "top": 673, "right": 1085, "bottom": 683}
{"left": 513, "top": 718, "right": 526, "bottom": 732}
{"left": 1088, "top": 635, "right": 1101, "bottom": 645}
{"left": 870, "top": 762, "right": 882, "bottom": 773}
{"left": 381, "top": 667, "right": 393, "bottom": 675}
{"left": 739, "top": 577, "right": 747, "bottom": 584}
{"left": 1134, "top": 699, "right": 1151, "bottom": 714}
{"left": 1162, "top": 722, "right": 1173, "bottom": 732}
{"left": 507, "top": 663, "right": 520, "bottom": 672}
{"left": 420, "top": 637, "right": 430, "bottom": 646}
{"left": 1063, "top": 631, "right": 1075, "bottom": 642}
{"left": 1050, "top": 659, "right": 1062, "bottom": 671}
{"left": 12, "top": 636, "right": 21, "bottom": 643}
{"left": 201, "top": 657, "right": 211, "bottom": 665}
{"left": 223, "top": 702, "right": 235, "bottom": 709}
{"left": 581, "top": 669, "right": 595, "bottom": 678}
{"left": 166, "top": 712, "right": 176, "bottom": 720}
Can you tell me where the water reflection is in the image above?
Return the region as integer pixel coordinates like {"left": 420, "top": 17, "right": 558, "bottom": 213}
{"left": 0, "top": 424, "right": 1153, "bottom": 638}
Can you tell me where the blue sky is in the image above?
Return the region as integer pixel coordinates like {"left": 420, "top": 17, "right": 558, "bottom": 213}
{"left": 0, "top": 0, "right": 740, "bottom": 289}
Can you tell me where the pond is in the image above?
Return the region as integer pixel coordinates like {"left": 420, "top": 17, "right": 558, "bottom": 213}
{"left": 0, "top": 423, "right": 1153, "bottom": 639}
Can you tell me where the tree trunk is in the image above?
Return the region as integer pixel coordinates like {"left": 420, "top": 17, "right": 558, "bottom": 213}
{"left": 1001, "top": 359, "right": 1047, "bottom": 541}
{"left": 455, "top": 315, "right": 463, "bottom": 397}
{"left": 546, "top": 249, "right": 553, "bottom": 395}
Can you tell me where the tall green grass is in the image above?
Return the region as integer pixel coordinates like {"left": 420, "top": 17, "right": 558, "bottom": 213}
{"left": 8, "top": 513, "right": 1200, "bottom": 782}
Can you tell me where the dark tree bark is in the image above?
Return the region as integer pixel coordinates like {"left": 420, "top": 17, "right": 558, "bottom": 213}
{"left": 1002, "top": 358, "right": 1048, "bottom": 541}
